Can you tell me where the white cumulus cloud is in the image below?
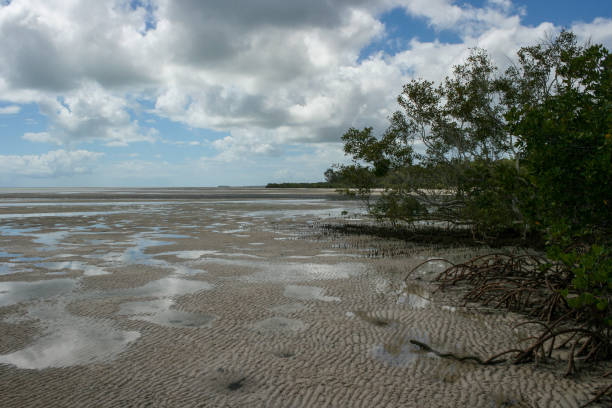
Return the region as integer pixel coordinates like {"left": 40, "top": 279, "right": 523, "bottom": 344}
{"left": 0, "top": 0, "right": 610, "bottom": 179}
{"left": 0, "top": 149, "right": 103, "bottom": 177}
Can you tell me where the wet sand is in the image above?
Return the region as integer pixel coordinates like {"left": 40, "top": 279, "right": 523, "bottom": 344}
{"left": 0, "top": 189, "right": 606, "bottom": 407}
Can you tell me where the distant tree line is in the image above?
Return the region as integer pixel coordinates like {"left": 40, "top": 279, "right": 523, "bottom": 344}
{"left": 265, "top": 182, "right": 335, "bottom": 188}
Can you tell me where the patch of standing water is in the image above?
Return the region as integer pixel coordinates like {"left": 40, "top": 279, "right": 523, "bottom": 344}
{"left": 396, "top": 282, "right": 433, "bottom": 309}
{"left": 237, "top": 262, "right": 365, "bottom": 283}
{"left": 88, "top": 223, "right": 110, "bottom": 230}
{"left": 371, "top": 330, "right": 432, "bottom": 367}
{"left": 118, "top": 298, "right": 215, "bottom": 328}
{"left": 35, "top": 261, "right": 110, "bottom": 276}
{"left": 242, "top": 207, "right": 365, "bottom": 219}
{"left": 397, "top": 294, "right": 431, "bottom": 309}
{"left": 88, "top": 234, "right": 210, "bottom": 277}
{"left": 148, "top": 233, "right": 190, "bottom": 239}
{"left": 409, "top": 257, "right": 454, "bottom": 278}
{"left": 11, "top": 256, "right": 45, "bottom": 262}
{"left": 283, "top": 285, "right": 340, "bottom": 302}
{"left": 0, "top": 225, "right": 41, "bottom": 236}
{"left": 171, "top": 265, "right": 207, "bottom": 276}
{"left": 165, "top": 250, "right": 220, "bottom": 260}
{"left": 0, "top": 301, "right": 139, "bottom": 369}
{"left": 114, "top": 235, "right": 173, "bottom": 266}
{"left": 32, "top": 231, "right": 70, "bottom": 251}
{"left": 0, "top": 263, "right": 15, "bottom": 276}
{"left": 0, "top": 279, "right": 78, "bottom": 307}
{"left": 106, "top": 277, "right": 213, "bottom": 298}
{"left": 0, "top": 201, "right": 179, "bottom": 208}
{"left": 0, "top": 210, "right": 131, "bottom": 219}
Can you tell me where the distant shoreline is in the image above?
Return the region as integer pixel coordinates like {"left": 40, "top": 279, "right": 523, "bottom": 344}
{"left": 0, "top": 187, "right": 345, "bottom": 201}
{"left": 265, "top": 182, "right": 335, "bottom": 188}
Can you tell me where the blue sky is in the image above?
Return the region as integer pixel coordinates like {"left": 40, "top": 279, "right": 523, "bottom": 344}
{"left": 0, "top": 0, "right": 611, "bottom": 187}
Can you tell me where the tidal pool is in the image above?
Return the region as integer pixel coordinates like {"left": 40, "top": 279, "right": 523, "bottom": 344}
{"left": 0, "top": 301, "right": 139, "bottom": 369}
{"left": 237, "top": 262, "right": 365, "bottom": 283}
{"left": 0, "top": 279, "right": 78, "bottom": 307}
{"left": 118, "top": 298, "right": 216, "bottom": 328}
{"left": 107, "top": 277, "right": 213, "bottom": 298}
{"left": 36, "top": 261, "right": 110, "bottom": 276}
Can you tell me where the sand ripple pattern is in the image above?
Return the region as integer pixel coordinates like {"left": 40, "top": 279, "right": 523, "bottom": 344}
{"left": 0, "top": 194, "right": 606, "bottom": 407}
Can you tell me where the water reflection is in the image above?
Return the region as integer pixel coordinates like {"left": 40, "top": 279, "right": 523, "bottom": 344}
{"left": 36, "top": 261, "right": 110, "bottom": 276}
{"left": 32, "top": 231, "right": 69, "bottom": 251}
{"left": 371, "top": 337, "right": 421, "bottom": 366}
{"left": 0, "top": 225, "right": 40, "bottom": 236}
{"left": 0, "top": 263, "right": 14, "bottom": 276}
{"left": 0, "top": 279, "right": 78, "bottom": 307}
{"left": 0, "top": 210, "right": 130, "bottom": 219}
{"left": 238, "top": 262, "right": 364, "bottom": 283}
{"left": 108, "top": 277, "right": 213, "bottom": 298}
{"left": 0, "top": 301, "right": 139, "bottom": 369}
{"left": 371, "top": 330, "right": 431, "bottom": 367}
{"left": 118, "top": 299, "right": 215, "bottom": 328}
{"left": 397, "top": 294, "right": 431, "bottom": 309}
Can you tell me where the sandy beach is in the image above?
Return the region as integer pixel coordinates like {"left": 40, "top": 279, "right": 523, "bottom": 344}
{"left": 0, "top": 189, "right": 606, "bottom": 407}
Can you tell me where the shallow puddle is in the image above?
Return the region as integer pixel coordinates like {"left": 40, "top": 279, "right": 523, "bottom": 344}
{"left": 32, "top": 231, "right": 70, "bottom": 251}
{"left": 108, "top": 277, "right": 213, "bottom": 298}
{"left": 168, "top": 250, "right": 220, "bottom": 259}
{"left": 371, "top": 330, "right": 432, "bottom": 367}
{"left": 239, "top": 262, "right": 364, "bottom": 283}
{"left": 0, "top": 301, "right": 139, "bottom": 369}
{"left": 371, "top": 337, "right": 421, "bottom": 366}
{"left": 36, "top": 261, "right": 110, "bottom": 276}
{"left": 397, "top": 293, "right": 431, "bottom": 308}
{"left": 118, "top": 299, "right": 215, "bottom": 328}
{"left": 0, "top": 210, "right": 130, "bottom": 219}
{"left": 0, "top": 226, "right": 41, "bottom": 236}
{"left": 0, "top": 263, "right": 15, "bottom": 275}
{"left": 171, "top": 265, "right": 207, "bottom": 276}
{"left": 0, "top": 279, "right": 78, "bottom": 307}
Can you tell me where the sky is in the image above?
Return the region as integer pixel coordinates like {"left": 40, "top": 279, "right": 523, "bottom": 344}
{"left": 0, "top": 0, "right": 611, "bottom": 187}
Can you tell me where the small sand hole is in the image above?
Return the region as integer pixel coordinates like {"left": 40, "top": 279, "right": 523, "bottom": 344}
{"left": 227, "top": 377, "right": 246, "bottom": 391}
{"left": 354, "top": 311, "right": 396, "bottom": 327}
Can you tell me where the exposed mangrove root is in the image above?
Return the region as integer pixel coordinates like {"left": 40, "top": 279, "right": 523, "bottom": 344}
{"left": 424, "top": 253, "right": 612, "bottom": 369}
{"left": 318, "top": 222, "right": 541, "bottom": 250}
{"left": 579, "top": 382, "right": 612, "bottom": 408}
{"left": 410, "top": 254, "right": 612, "bottom": 407}
{"left": 400, "top": 253, "right": 612, "bottom": 400}
{"left": 434, "top": 253, "right": 573, "bottom": 322}
{"left": 405, "top": 258, "right": 455, "bottom": 278}
{"left": 409, "top": 339, "right": 519, "bottom": 365}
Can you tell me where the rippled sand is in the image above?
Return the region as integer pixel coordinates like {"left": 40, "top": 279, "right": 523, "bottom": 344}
{"left": 0, "top": 190, "right": 606, "bottom": 407}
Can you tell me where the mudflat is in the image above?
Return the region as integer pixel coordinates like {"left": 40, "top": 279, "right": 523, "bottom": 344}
{"left": 0, "top": 189, "right": 604, "bottom": 407}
